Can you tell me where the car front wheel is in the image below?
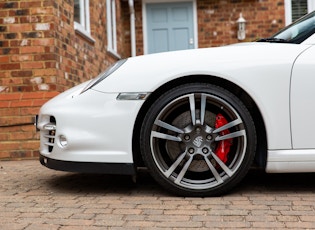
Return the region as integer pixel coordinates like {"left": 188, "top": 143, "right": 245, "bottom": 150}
{"left": 140, "top": 83, "right": 256, "bottom": 196}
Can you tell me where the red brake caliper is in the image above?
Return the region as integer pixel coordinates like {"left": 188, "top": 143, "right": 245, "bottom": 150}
{"left": 214, "top": 114, "right": 232, "bottom": 163}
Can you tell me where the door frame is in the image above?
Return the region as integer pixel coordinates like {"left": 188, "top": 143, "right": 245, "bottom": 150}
{"left": 142, "top": 0, "right": 198, "bottom": 54}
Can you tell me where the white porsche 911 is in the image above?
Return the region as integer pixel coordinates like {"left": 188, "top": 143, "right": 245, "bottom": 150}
{"left": 37, "top": 12, "right": 315, "bottom": 196}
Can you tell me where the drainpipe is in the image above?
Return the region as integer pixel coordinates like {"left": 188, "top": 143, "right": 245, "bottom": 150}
{"left": 128, "top": 0, "right": 136, "bottom": 57}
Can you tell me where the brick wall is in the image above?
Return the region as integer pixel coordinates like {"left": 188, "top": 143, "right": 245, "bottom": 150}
{"left": 133, "top": 0, "right": 285, "bottom": 54}
{"left": 197, "top": 0, "right": 285, "bottom": 47}
{"left": 0, "top": 1, "right": 56, "bottom": 159}
{"left": 0, "top": 0, "right": 126, "bottom": 159}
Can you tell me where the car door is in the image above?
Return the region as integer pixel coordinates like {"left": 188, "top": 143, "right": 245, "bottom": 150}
{"left": 146, "top": 2, "right": 195, "bottom": 54}
{"left": 290, "top": 45, "right": 315, "bottom": 149}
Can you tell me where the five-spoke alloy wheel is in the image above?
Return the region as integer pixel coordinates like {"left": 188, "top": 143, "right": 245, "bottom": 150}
{"left": 140, "top": 83, "right": 256, "bottom": 196}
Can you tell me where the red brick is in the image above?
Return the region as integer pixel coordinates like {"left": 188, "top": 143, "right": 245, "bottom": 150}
{"left": 34, "top": 53, "right": 56, "bottom": 61}
{"left": 0, "top": 47, "right": 20, "bottom": 55}
{"left": 10, "top": 150, "right": 34, "bottom": 159}
{"left": 0, "top": 71, "right": 10, "bottom": 78}
{"left": 1, "top": 77, "right": 23, "bottom": 85}
{"left": 10, "top": 100, "right": 33, "bottom": 107}
{"left": 8, "top": 24, "right": 32, "bottom": 32}
{"left": 21, "top": 125, "right": 37, "bottom": 132}
{"left": 20, "top": 141, "right": 39, "bottom": 150}
{"left": 0, "top": 93, "right": 21, "bottom": 101}
{"left": 0, "top": 101, "right": 10, "bottom": 108}
{"left": 20, "top": 107, "right": 38, "bottom": 115}
{"left": 0, "top": 129, "right": 10, "bottom": 139}
{"left": 20, "top": 15, "right": 41, "bottom": 23}
{"left": 44, "top": 61, "right": 56, "bottom": 68}
{"left": 21, "top": 92, "right": 45, "bottom": 99}
{"left": 10, "top": 132, "right": 34, "bottom": 141}
{"left": 0, "top": 142, "right": 19, "bottom": 151}
{"left": 0, "top": 108, "right": 20, "bottom": 116}
{"left": 10, "top": 9, "right": 30, "bottom": 17}
{"left": 0, "top": 63, "right": 20, "bottom": 70}
{"left": 20, "top": 1, "right": 42, "bottom": 8}
{"left": 11, "top": 55, "right": 33, "bottom": 62}
{"left": 0, "top": 56, "right": 10, "bottom": 63}
{"left": 30, "top": 7, "right": 54, "bottom": 15}
{"left": 0, "top": 129, "right": 10, "bottom": 142}
{"left": 32, "top": 99, "right": 48, "bottom": 106}
{"left": 11, "top": 85, "right": 35, "bottom": 92}
{"left": 1, "top": 116, "right": 30, "bottom": 125}
{"left": 33, "top": 69, "right": 56, "bottom": 76}
{"left": 20, "top": 46, "right": 44, "bottom": 54}
{"left": 0, "top": 151, "right": 10, "bottom": 158}
{"left": 44, "top": 91, "right": 59, "bottom": 98}
{"left": 21, "top": 62, "right": 44, "bottom": 69}
{"left": 11, "top": 70, "right": 33, "bottom": 77}
{"left": 32, "top": 38, "right": 54, "bottom": 46}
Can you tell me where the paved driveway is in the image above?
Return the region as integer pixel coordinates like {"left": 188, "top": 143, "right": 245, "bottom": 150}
{"left": 1, "top": 160, "right": 315, "bottom": 229}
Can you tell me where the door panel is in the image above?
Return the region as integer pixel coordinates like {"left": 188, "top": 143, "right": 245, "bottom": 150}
{"left": 152, "top": 29, "right": 169, "bottom": 52}
{"left": 146, "top": 2, "right": 194, "bottom": 54}
{"left": 173, "top": 28, "right": 189, "bottom": 50}
{"left": 291, "top": 46, "right": 315, "bottom": 149}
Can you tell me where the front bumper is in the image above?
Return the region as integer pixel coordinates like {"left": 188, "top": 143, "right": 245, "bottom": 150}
{"left": 36, "top": 85, "right": 145, "bottom": 170}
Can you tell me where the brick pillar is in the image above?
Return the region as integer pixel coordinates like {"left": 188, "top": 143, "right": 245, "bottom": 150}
{"left": 0, "top": 1, "right": 59, "bottom": 159}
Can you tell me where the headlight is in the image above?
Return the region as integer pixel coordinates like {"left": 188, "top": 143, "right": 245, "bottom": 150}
{"left": 80, "top": 59, "right": 127, "bottom": 94}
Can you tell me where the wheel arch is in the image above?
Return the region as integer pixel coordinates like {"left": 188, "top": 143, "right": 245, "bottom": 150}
{"left": 132, "top": 75, "right": 267, "bottom": 169}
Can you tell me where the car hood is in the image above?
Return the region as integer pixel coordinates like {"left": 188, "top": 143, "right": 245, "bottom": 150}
{"left": 93, "top": 42, "right": 311, "bottom": 93}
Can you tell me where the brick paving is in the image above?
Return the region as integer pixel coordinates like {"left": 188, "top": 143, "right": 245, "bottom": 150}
{"left": 1, "top": 160, "right": 315, "bottom": 229}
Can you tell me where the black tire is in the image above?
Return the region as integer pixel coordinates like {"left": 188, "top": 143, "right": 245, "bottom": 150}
{"left": 140, "top": 83, "right": 256, "bottom": 196}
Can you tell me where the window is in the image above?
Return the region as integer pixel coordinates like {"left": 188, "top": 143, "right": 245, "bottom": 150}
{"left": 291, "top": 0, "right": 308, "bottom": 22}
{"left": 74, "top": 0, "right": 94, "bottom": 42}
{"left": 106, "top": 0, "right": 120, "bottom": 57}
{"left": 285, "top": 0, "right": 315, "bottom": 25}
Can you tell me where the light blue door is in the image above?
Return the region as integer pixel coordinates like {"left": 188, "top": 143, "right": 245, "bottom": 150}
{"left": 146, "top": 2, "right": 194, "bottom": 54}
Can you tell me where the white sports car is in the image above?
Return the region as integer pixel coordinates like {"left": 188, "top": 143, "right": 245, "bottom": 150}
{"left": 37, "top": 12, "right": 315, "bottom": 196}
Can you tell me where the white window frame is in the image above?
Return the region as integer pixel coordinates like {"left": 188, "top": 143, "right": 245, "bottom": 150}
{"left": 74, "top": 0, "right": 95, "bottom": 42}
{"left": 107, "top": 0, "right": 120, "bottom": 58}
{"left": 285, "top": 0, "right": 315, "bottom": 25}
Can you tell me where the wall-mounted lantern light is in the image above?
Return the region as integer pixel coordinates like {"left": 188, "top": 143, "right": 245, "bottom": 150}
{"left": 236, "top": 13, "right": 246, "bottom": 40}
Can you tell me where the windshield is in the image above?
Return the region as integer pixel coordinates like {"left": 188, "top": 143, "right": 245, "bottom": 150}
{"left": 258, "top": 11, "right": 315, "bottom": 44}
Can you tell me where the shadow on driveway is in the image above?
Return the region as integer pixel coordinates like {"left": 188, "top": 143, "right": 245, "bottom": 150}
{"left": 43, "top": 169, "right": 315, "bottom": 196}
